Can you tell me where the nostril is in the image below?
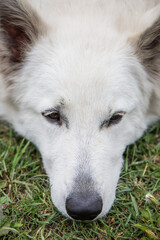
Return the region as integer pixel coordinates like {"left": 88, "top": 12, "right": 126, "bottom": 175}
{"left": 66, "top": 192, "right": 103, "bottom": 221}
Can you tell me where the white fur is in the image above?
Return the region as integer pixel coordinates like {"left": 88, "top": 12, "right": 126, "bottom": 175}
{"left": 0, "top": 0, "right": 160, "bottom": 219}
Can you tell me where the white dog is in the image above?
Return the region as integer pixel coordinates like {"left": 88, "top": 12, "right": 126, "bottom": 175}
{"left": 0, "top": 0, "right": 160, "bottom": 221}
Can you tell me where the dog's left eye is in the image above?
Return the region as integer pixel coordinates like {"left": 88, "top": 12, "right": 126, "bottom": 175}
{"left": 102, "top": 112, "right": 125, "bottom": 128}
{"left": 108, "top": 112, "right": 125, "bottom": 127}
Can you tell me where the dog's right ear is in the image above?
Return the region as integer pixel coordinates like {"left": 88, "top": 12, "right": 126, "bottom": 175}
{"left": 0, "top": 0, "right": 46, "bottom": 78}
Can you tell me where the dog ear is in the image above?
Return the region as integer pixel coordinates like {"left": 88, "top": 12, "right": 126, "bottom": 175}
{"left": 136, "top": 15, "right": 160, "bottom": 78}
{"left": 0, "top": 0, "right": 45, "bottom": 76}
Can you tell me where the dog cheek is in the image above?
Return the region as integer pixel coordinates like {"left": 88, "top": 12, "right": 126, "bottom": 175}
{"left": 50, "top": 182, "right": 68, "bottom": 216}
{"left": 101, "top": 157, "right": 123, "bottom": 214}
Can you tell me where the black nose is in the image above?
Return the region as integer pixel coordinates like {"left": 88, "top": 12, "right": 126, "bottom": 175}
{"left": 66, "top": 192, "right": 103, "bottom": 221}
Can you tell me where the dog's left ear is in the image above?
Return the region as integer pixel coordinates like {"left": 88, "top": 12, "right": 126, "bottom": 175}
{"left": 135, "top": 8, "right": 160, "bottom": 77}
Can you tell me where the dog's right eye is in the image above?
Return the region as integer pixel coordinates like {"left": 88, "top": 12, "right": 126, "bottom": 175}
{"left": 47, "top": 112, "right": 60, "bottom": 121}
{"left": 42, "top": 111, "right": 61, "bottom": 124}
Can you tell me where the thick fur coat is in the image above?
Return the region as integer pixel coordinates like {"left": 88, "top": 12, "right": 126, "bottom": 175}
{"left": 0, "top": 0, "right": 160, "bottom": 220}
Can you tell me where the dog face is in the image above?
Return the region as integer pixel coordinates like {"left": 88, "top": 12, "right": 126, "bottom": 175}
{"left": 0, "top": 0, "right": 160, "bottom": 220}
{"left": 14, "top": 46, "right": 149, "bottom": 220}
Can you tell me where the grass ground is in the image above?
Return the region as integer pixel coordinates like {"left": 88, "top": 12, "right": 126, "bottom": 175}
{"left": 0, "top": 121, "right": 160, "bottom": 240}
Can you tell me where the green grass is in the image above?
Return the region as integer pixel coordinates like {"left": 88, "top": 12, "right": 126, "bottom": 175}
{"left": 0, "top": 121, "right": 160, "bottom": 240}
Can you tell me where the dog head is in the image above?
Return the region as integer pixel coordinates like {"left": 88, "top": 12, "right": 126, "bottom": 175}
{"left": 0, "top": 0, "right": 160, "bottom": 220}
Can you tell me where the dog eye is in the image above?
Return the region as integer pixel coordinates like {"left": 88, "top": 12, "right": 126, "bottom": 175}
{"left": 47, "top": 112, "right": 60, "bottom": 121}
{"left": 108, "top": 112, "right": 125, "bottom": 127}
{"left": 42, "top": 111, "right": 61, "bottom": 124}
{"left": 101, "top": 111, "right": 125, "bottom": 129}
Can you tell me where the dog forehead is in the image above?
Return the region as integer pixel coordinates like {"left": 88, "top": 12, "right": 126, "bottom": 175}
{"left": 20, "top": 68, "right": 138, "bottom": 115}
{"left": 17, "top": 32, "right": 140, "bottom": 112}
